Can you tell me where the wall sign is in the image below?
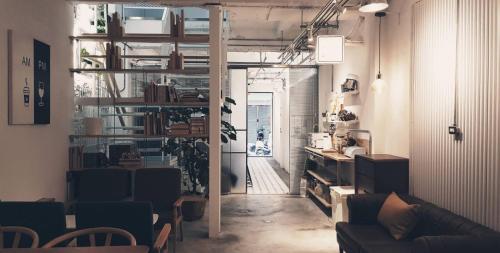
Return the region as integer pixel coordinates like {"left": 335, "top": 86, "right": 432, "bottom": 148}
{"left": 315, "top": 35, "right": 345, "bottom": 64}
{"left": 8, "top": 29, "right": 50, "bottom": 125}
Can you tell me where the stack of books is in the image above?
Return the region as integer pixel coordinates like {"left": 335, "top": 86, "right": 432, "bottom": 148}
{"left": 69, "top": 146, "right": 84, "bottom": 170}
{"left": 107, "top": 12, "right": 124, "bottom": 39}
{"left": 170, "top": 10, "right": 185, "bottom": 39}
{"left": 105, "top": 43, "right": 122, "bottom": 70}
{"left": 144, "top": 82, "right": 179, "bottom": 104}
{"left": 190, "top": 117, "right": 208, "bottom": 135}
{"left": 144, "top": 111, "right": 169, "bottom": 136}
{"left": 167, "top": 50, "right": 184, "bottom": 70}
{"left": 169, "top": 123, "right": 190, "bottom": 136}
{"left": 179, "top": 90, "right": 207, "bottom": 102}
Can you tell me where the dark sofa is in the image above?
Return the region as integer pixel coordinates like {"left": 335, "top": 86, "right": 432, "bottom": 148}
{"left": 336, "top": 194, "right": 500, "bottom": 253}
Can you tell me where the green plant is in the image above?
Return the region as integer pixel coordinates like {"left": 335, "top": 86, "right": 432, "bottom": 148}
{"left": 162, "top": 97, "right": 237, "bottom": 195}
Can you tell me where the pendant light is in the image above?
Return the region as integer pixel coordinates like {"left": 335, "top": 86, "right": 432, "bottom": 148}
{"left": 371, "top": 12, "right": 386, "bottom": 92}
{"left": 359, "top": 0, "right": 389, "bottom": 13}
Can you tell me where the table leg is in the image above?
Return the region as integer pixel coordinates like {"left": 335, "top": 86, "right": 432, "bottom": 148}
{"left": 337, "top": 161, "right": 341, "bottom": 186}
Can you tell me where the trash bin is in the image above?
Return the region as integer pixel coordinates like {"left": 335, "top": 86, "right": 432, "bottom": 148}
{"left": 330, "top": 186, "right": 355, "bottom": 228}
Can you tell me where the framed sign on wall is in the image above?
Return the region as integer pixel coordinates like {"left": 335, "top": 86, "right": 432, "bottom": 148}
{"left": 315, "top": 35, "right": 345, "bottom": 64}
{"left": 8, "top": 29, "right": 51, "bottom": 125}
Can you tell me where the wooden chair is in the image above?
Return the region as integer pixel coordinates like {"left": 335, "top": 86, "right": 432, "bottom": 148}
{"left": 42, "top": 227, "right": 136, "bottom": 248}
{"left": 75, "top": 202, "right": 171, "bottom": 253}
{"left": 0, "top": 202, "right": 66, "bottom": 246}
{"left": 134, "top": 168, "right": 183, "bottom": 253}
{"left": 0, "top": 226, "right": 39, "bottom": 248}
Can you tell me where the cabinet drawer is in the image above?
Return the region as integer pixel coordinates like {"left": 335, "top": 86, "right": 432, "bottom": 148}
{"left": 356, "top": 174, "right": 374, "bottom": 194}
{"left": 356, "top": 158, "right": 375, "bottom": 177}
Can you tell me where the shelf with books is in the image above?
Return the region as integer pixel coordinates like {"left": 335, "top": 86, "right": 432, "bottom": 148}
{"left": 69, "top": 133, "right": 209, "bottom": 141}
{"left": 69, "top": 68, "right": 209, "bottom": 75}
{"left": 75, "top": 97, "right": 209, "bottom": 108}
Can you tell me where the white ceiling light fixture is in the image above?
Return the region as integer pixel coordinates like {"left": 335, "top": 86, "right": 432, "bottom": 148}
{"left": 359, "top": 0, "right": 389, "bottom": 13}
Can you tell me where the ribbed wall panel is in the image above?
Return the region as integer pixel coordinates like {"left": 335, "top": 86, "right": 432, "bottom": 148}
{"left": 411, "top": 0, "right": 500, "bottom": 230}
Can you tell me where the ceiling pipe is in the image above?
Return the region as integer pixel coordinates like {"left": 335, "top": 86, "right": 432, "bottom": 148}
{"left": 279, "top": 0, "right": 351, "bottom": 64}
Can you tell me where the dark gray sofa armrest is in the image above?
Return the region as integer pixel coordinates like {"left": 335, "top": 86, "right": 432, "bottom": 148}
{"left": 412, "top": 235, "right": 500, "bottom": 253}
{"left": 347, "top": 194, "right": 388, "bottom": 225}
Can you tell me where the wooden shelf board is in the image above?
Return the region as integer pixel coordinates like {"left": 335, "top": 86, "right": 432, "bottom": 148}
{"left": 70, "top": 34, "right": 209, "bottom": 44}
{"left": 69, "top": 134, "right": 209, "bottom": 139}
{"left": 75, "top": 97, "right": 209, "bottom": 107}
{"left": 69, "top": 68, "right": 209, "bottom": 75}
{"left": 307, "top": 170, "right": 336, "bottom": 186}
{"left": 341, "top": 90, "right": 360, "bottom": 96}
{"left": 307, "top": 188, "right": 332, "bottom": 208}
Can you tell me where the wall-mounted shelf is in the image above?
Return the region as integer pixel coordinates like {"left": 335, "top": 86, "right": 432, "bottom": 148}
{"left": 70, "top": 68, "right": 209, "bottom": 75}
{"left": 334, "top": 120, "right": 359, "bottom": 127}
{"left": 341, "top": 90, "right": 360, "bottom": 96}
{"left": 75, "top": 97, "right": 209, "bottom": 108}
{"left": 70, "top": 33, "right": 209, "bottom": 44}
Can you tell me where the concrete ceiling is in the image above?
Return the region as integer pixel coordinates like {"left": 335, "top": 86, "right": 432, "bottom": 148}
{"left": 72, "top": 0, "right": 365, "bottom": 51}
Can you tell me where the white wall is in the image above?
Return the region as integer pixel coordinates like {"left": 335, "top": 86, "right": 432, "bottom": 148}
{"left": 0, "top": 0, "right": 73, "bottom": 201}
{"left": 318, "top": 0, "right": 415, "bottom": 157}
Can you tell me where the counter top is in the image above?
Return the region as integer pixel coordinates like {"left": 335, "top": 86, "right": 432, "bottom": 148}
{"left": 304, "top": 146, "right": 353, "bottom": 162}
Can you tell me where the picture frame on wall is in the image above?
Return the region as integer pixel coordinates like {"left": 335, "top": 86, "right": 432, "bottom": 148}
{"left": 7, "top": 29, "right": 51, "bottom": 125}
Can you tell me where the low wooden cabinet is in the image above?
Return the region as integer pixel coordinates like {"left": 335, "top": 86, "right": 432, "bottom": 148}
{"left": 355, "top": 154, "right": 409, "bottom": 194}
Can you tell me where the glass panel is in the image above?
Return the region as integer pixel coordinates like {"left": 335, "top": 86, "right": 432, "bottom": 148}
{"left": 230, "top": 153, "right": 247, "bottom": 194}
{"left": 288, "top": 68, "right": 318, "bottom": 194}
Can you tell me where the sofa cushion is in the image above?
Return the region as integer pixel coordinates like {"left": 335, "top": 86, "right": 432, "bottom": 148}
{"left": 336, "top": 222, "right": 409, "bottom": 253}
{"left": 360, "top": 242, "right": 413, "bottom": 253}
{"left": 377, "top": 193, "right": 419, "bottom": 240}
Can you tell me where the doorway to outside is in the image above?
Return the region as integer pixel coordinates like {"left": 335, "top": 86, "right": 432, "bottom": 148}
{"left": 247, "top": 92, "right": 273, "bottom": 157}
{"left": 246, "top": 92, "right": 287, "bottom": 194}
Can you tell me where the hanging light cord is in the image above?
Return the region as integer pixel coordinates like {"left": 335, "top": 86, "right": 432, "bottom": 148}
{"left": 378, "top": 15, "right": 382, "bottom": 78}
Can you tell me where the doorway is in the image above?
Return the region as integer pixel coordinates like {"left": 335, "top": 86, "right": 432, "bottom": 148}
{"left": 247, "top": 92, "right": 273, "bottom": 157}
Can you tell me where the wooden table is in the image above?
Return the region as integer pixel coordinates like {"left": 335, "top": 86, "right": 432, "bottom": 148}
{"left": 65, "top": 214, "right": 159, "bottom": 230}
{"left": 2, "top": 246, "right": 149, "bottom": 253}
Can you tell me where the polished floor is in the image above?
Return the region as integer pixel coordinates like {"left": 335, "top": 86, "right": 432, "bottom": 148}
{"left": 176, "top": 195, "right": 338, "bottom": 253}
{"left": 247, "top": 157, "right": 289, "bottom": 195}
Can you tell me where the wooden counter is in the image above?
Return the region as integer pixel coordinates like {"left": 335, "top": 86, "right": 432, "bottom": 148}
{"left": 304, "top": 146, "right": 353, "bottom": 162}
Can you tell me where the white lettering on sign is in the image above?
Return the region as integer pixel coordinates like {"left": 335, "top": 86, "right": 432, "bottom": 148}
{"left": 22, "top": 56, "right": 31, "bottom": 66}
{"left": 38, "top": 60, "right": 47, "bottom": 71}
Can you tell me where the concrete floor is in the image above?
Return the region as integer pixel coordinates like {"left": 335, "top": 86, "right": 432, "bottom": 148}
{"left": 176, "top": 195, "right": 339, "bottom": 253}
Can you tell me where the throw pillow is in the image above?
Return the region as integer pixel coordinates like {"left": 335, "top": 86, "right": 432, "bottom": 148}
{"left": 377, "top": 192, "right": 419, "bottom": 240}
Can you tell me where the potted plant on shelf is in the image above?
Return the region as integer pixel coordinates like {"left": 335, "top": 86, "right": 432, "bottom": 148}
{"left": 162, "top": 97, "right": 237, "bottom": 221}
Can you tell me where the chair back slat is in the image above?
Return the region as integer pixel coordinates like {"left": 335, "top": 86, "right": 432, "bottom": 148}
{"left": 12, "top": 233, "right": 21, "bottom": 248}
{"left": 42, "top": 227, "right": 136, "bottom": 248}
{"left": 0, "top": 226, "right": 39, "bottom": 248}
{"left": 89, "top": 233, "right": 96, "bottom": 246}
{"left": 0, "top": 230, "right": 4, "bottom": 248}
{"left": 104, "top": 233, "right": 112, "bottom": 246}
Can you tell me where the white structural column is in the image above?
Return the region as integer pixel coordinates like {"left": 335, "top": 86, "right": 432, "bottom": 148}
{"left": 208, "top": 4, "right": 222, "bottom": 238}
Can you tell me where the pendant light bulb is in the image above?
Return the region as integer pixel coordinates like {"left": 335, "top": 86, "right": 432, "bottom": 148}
{"left": 371, "top": 12, "right": 386, "bottom": 93}
{"left": 371, "top": 73, "right": 385, "bottom": 93}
